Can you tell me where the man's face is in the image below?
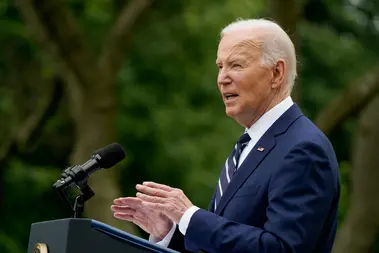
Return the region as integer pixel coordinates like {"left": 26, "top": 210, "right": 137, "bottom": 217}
{"left": 216, "top": 31, "right": 275, "bottom": 127}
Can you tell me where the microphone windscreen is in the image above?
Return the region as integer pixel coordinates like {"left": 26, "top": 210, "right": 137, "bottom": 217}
{"left": 95, "top": 143, "right": 126, "bottom": 168}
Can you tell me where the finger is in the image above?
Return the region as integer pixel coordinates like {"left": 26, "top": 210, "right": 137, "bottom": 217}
{"left": 114, "top": 212, "right": 134, "bottom": 222}
{"left": 111, "top": 205, "right": 136, "bottom": 214}
{"left": 114, "top": 197, "right": 142, "bottom": 204}
{"left": 113, "top": 199, "right": 123, "bottom": 205}
{"left": 142, "top": 181, "right": 173, "bottom": 191}
{"left": 114, "top": 213, "right": 148, "bottom": 233}
{"left": 136, "top": 184, "right": 170, "bottom": 197}
{"left": 114, "top": 197, "right": 142, "bottom": 206}
{"left": 136, "top": 192, "right": 166, "bottom": 203}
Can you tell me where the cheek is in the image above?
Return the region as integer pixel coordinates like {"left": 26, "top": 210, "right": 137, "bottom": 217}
{"left": 229, "top": 72, "right": 244, "bottom": 89}
{"left": 237, "top": 76, "right": 270, "bottom": 103}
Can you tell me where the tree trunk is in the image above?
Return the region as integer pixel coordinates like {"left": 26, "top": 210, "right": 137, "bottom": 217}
{"left": 332, "top": 96, "right": 379, "bottom": 253}
{"left": 267, "top": 0, "right": 304, "bottom": 102}
{"left": 15, "top": 0, "right": 154, "bottom": 235}
{"left": 65, "top": 78, "right": 138, "bottom": 233}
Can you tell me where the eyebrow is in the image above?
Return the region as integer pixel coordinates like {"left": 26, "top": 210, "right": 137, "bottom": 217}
{"left": 216, "top": 52, "right": 253, "bottom": 65}
{"left": 216, "top": 55, "right": 249, "bottom": 64}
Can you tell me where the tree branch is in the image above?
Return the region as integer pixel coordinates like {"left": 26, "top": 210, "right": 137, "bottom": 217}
{"left": 14, "top": 0, "right": 96, "bottom": 89}
{"left": 267, "top": 0, "right": 304, "bottom": 102}
{"left": 315, "top": 65, "right": 379, "bottom": 135}
{"left": 98, "top": 0, "right": 155, "bottom": 82}
{"left": 13, "top": 0, "right": 59, "bottom": 64}
{"left": 0, "top": 78, "right": 63, "bottom": 159}
{"left": 0, "top": 77, "right": 63, "bottom": 169}
{"left": 16, "top": 78, "right": 64, "bottom": 152}
{"left": 267, "top": 0, "right": 303, "bottom": 45}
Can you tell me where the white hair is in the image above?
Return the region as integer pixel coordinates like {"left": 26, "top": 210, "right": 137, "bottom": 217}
{"left": 221, "top": 18, "right": 297, "bottom": 91}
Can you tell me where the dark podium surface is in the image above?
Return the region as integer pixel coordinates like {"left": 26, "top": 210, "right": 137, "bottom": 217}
{"left": 27, "top": 218, "right": 179, "bottom": 253}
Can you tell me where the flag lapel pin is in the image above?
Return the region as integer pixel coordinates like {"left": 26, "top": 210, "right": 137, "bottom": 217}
{"left": 257, "top": 147, "right": 265, "bottom": 152}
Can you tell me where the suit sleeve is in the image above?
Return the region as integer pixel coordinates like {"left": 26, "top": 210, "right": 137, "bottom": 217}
{"left": 167, "top": 227, "right": 196, "bottom": 253}
{"left": 182, "top": 141, "right": 339, "bottom": 253}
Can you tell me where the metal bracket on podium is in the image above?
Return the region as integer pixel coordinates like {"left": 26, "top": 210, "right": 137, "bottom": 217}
{"left": 53, "top": 165, "right": 95, "bottom": 218}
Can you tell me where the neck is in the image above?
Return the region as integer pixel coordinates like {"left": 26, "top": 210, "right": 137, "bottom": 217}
{"left": 244, "top": 91, "right": 289, "bottom": 128}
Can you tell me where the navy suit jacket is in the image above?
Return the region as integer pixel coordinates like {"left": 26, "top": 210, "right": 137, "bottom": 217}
{"left": 168, "top": 104, "right": 340, "bottom": 253}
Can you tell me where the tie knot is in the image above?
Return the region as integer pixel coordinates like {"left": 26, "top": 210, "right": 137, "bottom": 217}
{"left": 238, "top": 132, "right": 251, "bottom": 145}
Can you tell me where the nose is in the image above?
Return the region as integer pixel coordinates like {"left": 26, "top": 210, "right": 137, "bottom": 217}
{"left": 217, "top": 68, "right": 232, "bottom": 86}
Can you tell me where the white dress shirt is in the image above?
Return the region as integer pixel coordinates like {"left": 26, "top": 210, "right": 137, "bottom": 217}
{"left": 150, "top": 96, "right": 294, "bottom": 246}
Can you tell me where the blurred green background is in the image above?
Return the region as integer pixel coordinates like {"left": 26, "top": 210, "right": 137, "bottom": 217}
{"left": 1, "top": 0, "right": 379, "bottom": 252}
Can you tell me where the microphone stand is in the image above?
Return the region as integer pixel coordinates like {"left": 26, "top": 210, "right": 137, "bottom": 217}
{"left": 53, "top": 165, "right": 95, "bottom": 218}
{"left": 73, "top": 196, "right": 84, "bottom": 218}
{"left": 72, "top": 183, "right": 94, "bottom": 218}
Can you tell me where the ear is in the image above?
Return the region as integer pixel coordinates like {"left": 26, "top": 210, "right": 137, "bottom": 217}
{"left": 271, "top": 59, "right": 286, "bottom": 89}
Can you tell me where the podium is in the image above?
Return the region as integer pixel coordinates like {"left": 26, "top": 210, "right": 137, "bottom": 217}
{"left": 27, "top": 144, "right": 179, "bottom": 252}
{"left": 27, "top": 218, "right": 179, "bottom": 253}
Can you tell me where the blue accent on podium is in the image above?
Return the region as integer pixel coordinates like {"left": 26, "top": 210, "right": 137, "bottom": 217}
{"left": 91, "top": 220, "right": 178, "bottom": 253}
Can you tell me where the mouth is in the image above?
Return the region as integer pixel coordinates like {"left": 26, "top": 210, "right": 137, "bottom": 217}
{"left": 224, "top": 93, "right": 239, "bottom": 100}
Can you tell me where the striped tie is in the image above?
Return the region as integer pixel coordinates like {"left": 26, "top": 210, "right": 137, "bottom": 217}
{"left": 214, "top": 132, "right": 251, "bottom": 211}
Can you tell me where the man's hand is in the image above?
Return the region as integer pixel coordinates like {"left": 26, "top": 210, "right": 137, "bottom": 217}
{"left": 111, "top": 197, "right": 173, "bottom": 240}
{"left": 136, "top": 181, "right": 194, "bottom": 224}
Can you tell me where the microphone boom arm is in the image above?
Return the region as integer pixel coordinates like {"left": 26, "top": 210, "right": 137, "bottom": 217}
{"left": 53, "top": 165, "right": 95, "bottom": 218}
{"left": 52, "top": 143, "right": 125, "bottom": 218}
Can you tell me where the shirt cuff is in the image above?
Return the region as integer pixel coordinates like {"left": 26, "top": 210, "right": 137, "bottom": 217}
{"left": 149, "top": 223, "right": 177, "bottom": 247}
{"left": 178, "top": 206, "right": 200, "bottom": 235}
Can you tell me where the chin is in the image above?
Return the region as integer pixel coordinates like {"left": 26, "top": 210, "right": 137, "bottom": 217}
{"left": 225, "top": 107, "right": 239, "bottom": 118}
{"left": 225, "top": 107, "right": 250, "bottom": 127}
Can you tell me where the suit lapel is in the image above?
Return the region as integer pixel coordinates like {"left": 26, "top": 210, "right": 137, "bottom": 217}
{"left": 214, "top": 104, "right": 303, "bottom": 215}
{"left": 208, "top": 191, "right": 216, "bottom": 212}
{"left": 214, "top": 130, "right": 276, "bottom": 215}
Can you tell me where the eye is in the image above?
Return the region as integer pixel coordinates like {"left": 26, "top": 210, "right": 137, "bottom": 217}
{"left": 232, "top": 62, "right": 242, "bottom": 68}
{"left": 217, "top": 64, "right": 223, "bottom": 70}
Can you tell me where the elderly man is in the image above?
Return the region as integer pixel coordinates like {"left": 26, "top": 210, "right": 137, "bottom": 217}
{"left": 111, "top": 18, "right": 340, "bottom": 253}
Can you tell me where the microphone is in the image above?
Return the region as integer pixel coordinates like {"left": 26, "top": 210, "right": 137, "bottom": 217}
{"left": 53, "top": 143, "right": 126, "bottom": 190}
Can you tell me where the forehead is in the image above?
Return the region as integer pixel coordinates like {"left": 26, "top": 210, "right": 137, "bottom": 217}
{"left": 217, "top": 31, "right": 262, "bottom": 61}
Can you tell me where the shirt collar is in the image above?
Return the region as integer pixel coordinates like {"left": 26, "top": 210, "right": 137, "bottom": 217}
{"left": 245, "top": 96, "right": 294, "bottom": 141}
